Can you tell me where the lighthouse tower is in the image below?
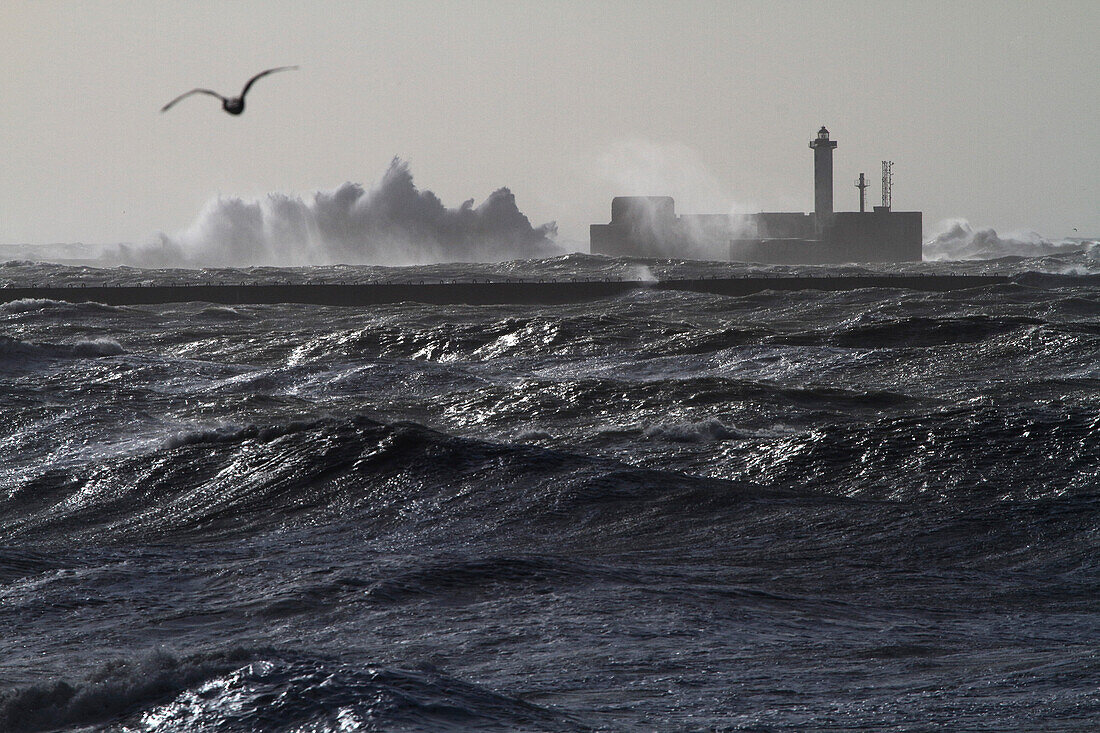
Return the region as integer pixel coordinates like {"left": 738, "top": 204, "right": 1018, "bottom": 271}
{"left": 809, "top": 126, "right": 837, "bottom": 234}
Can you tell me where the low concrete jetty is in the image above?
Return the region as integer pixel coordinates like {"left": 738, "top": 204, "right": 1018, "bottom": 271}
{"left": 0, "top": 274, "right": 1018, "bottom": 307}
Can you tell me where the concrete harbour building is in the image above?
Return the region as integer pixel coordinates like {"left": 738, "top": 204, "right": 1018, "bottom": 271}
{"left": 590, "top": 127, "right": 922, "bottom": 264}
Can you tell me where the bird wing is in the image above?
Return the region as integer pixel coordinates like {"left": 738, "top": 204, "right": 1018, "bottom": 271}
{"left": 160, "top": 88, "right": 225, "bottom": 112}
{"left": 239, "top": 65, "right": 299, "bottom": 98}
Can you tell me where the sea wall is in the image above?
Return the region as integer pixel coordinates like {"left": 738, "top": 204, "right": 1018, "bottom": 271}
{"left": 0, "top": 275, "right": 1012, "bottom": 307}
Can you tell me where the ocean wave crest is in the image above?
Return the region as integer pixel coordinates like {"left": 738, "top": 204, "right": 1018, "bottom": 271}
{"left": 0, "top": 415, "right": 772, "bottom": 545}
{"left": 0, "top": 298, "right": 122, "bottom": 315}
{"left": 0, "top": 648, "right": 256, "bottom": 732}
{"left": 1, "top": 649, "right": 559, "bottom": 733}
{"left": 0, "top": 335, "right": 124, "bottom": 366}
{"left": 643, "top": 417, "right": 744, "bottom": 443}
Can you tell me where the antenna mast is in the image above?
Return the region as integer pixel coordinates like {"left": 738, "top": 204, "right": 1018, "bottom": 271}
{"left": 855, "top": 173, "right": 868, "bottom": 213}
{"left": 881, "top": 161, "right": 893, "bottom": 210}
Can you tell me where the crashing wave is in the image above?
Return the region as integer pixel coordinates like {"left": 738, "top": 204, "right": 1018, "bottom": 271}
{"left": 0, "top": 649, "right": 258, "bottom": 732}
{"left": 924, "top": 219, "right": 1094, "bottom": 261}
{"left": 116, "top": 159, "right": 561, "bottom": 268}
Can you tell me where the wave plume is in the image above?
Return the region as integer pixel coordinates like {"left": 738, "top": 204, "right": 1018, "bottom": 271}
{"left": 119, "top": 159, "right": 560, "bottom": 268}
{"left": 924, "top": 219, "right": 1094, "bottom": 260}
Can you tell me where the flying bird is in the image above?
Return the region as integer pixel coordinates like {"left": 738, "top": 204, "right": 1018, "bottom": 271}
{"left": 160, "top": 66, "right": 298, "bottom": 115}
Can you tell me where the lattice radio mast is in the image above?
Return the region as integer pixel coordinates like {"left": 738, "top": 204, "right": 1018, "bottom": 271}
{"left": 881, "top": 161, "right": 893, "bottom": 210}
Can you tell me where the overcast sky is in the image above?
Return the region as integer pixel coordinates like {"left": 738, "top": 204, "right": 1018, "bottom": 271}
{"left": 1, "top": 0, "right": 1097, "bottom": 246}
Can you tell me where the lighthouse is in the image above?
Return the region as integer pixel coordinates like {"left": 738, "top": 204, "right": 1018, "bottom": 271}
{"left": 809, "top": 126, "right": 837, "bottom": 233}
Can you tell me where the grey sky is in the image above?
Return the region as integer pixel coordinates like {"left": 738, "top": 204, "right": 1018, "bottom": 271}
{"left": 1, "top": 0, "right": 1096, "bottom": 246}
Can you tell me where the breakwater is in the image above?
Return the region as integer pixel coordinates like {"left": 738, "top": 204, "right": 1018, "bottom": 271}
{"left": 0, "top": 274, "right": 1020, "bottom": 307}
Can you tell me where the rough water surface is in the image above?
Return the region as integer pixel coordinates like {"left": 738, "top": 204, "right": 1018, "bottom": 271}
{"left": 1, "top": 253, "right": 1099, "bottom": 731}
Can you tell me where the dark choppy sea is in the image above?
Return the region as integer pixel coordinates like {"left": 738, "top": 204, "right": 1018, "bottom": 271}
{"left": 1, "top": 253, "right": 1098, "bottom": 731}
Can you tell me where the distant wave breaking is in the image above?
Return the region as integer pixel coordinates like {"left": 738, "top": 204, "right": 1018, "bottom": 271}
{"left": 116, "top": 159, "right": 561, "bottom": 268}
{"left": 924, "top": 219, "right": 1095, "bottom": 261}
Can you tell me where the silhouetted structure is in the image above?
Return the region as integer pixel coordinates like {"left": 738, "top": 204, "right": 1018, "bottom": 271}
{"left": 590, "top": 127, "right": 922, "bottom": 264}
{"left": 881, "top": 160, "right": 893, "bottom": 210}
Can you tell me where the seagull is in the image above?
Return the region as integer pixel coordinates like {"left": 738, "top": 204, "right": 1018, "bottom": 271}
{"left": 160, "top": 66, "right": 298, "bottom": 115}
